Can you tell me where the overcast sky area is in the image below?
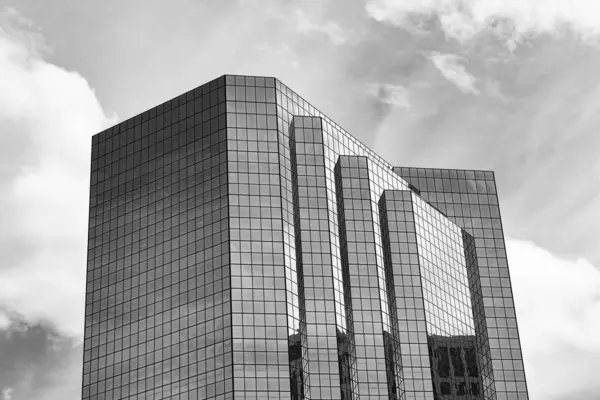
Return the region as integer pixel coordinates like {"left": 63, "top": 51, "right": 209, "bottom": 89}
{"left": 0, "top": 0, "right": 598, "bottom": 399}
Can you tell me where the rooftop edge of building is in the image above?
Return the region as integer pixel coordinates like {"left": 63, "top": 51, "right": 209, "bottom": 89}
{"left": 91, "top": 74, "right": 283, "bottom": 140}
{"left": 394, "top": 166, "right": 496, "bottom": 181}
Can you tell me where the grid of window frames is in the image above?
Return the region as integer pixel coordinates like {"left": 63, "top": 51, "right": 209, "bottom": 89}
{"left": 289, "top": 119, "right": 316, "bottom": 399}
{"left": 85, "top": 77, "right": 233, "bottom": 400}
{"left": 335, "top": 156, "right": 395, "bottom": 399}
{"left": 463, "top": 231, "right": 496, "bottom": 399}
{"left": 411, "top": 194, "right": 475, "bottom": 338}
{"left": 427, "top": 334, "right": 484, "bottom": 399}
{"left": 276, "top": 76, "right": 420, "bottom": 398}
{"left": 289, "top": 116, "right": 350, "bottom": 399}
{"left": 393, "top": 168, "right": 528, "bottom": 400}
{"left": 379, "top": 190, "right": 435, "bottom": 400}
{"left": 225, "top": 76, "right": 292, "bottom": 400}
{"left": 272, "top": 77, "right": 500, "bottom": 399}
{"left": 377, "top": 197, "right": 407, "bottom": 400}
{"left": 412, "top": 193, "right": 483, "bottom": 399}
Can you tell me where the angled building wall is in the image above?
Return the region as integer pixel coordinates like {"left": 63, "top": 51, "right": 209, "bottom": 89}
{"left": 85, "top": 77, "right": 232, "bottom": 399}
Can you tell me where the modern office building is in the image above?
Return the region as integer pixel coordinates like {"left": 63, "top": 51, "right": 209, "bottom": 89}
{"left": 83, "top": 75, "right": 528, "bottom": 400}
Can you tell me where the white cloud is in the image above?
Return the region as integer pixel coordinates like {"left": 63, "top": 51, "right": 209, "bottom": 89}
{"left": 0, "top": 7, "right": 116, "bottom": 339}
{"left": 428, "top": 51, "right": 480, "bottom": 94}
{"left": 365, "top": 0, "right": 600, "bottom": 45}
{"left": 507, "top": 239, "right": 600, "bottom": 400}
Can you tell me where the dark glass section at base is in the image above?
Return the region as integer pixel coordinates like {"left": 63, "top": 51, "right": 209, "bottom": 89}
{"left": 83, "top": 75, "right": 527, "bottom": 400}
{"left": 428, "top": 335, "right": 483, "bottom": 399}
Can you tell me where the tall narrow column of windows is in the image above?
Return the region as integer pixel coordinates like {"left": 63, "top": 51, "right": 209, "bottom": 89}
{"left": 335, "top": 156, "right": 394, "bottom": 399}
{"left": 289, "top": 116, "right": 349, "bottom": 400}
{"left": 225, "top": 76, "right": 291, "bottom": 400}
{"left": 288, "top": 122, "right": 311, "bottom": 400}
{"left": 378, "top": 196, "right": 406, "bottom": 400}
{"left": 379, "top": 191, "right": 434, "bottom": 400}
{"left": 463, "top": 231, "right": 496, "bottom": 399}
{"left": 271, "top": 82, "right": 311, "bottom": 400}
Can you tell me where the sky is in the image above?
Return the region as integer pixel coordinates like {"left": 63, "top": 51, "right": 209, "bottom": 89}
{"left": 0, "top": 0, "right": 598, "bottom": 399}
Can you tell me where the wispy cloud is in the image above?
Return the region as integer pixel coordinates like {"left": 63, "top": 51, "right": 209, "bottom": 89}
{"left": 374, "top": 38, "right": 600, "bottom": 268}
{"left": 483, "top": 77, "right": 512, "bottom": 102}
{"left": 428, "top": 52, "right": 480, "bottom": 94}
{"left": 367, "top": 82, "right": 411, "bottom": 108}
{"left": 0, "top": 7, "right": 49, "bottom": 57}
{"left": 366, "top": 0, "right": 600, "bottom": 46}
{"left": 292, "top": 9, "right": 350, "bottom": 45}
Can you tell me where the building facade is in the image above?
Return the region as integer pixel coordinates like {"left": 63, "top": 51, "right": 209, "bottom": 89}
{"left": 83, "top": 75, "right": 528, "bottom": 400}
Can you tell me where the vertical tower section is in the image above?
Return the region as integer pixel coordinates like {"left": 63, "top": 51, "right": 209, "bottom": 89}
{"left": 379, "top": 191, "right": 434, "bottom": 400}
{"left": 463, "top": 232, "right": 496, "bottom": 399}
{"left": 393, "top": 168, "right": 528, "bottom": 400}
{"left": 335, "top": 156, "right": 394, "bottom": 399}
{"left": 84, "top": 76, "right": 233, "bottom": 400}
{"left": 224, "top": 76, "right": 292, "bottom": 399}
{"left": 289, "top": 116, "right": 350, "bottom": 400}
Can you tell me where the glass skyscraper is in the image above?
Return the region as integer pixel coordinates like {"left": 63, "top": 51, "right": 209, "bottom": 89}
{"left": 83, "top": 75, "right": 528, "bottom": 400}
